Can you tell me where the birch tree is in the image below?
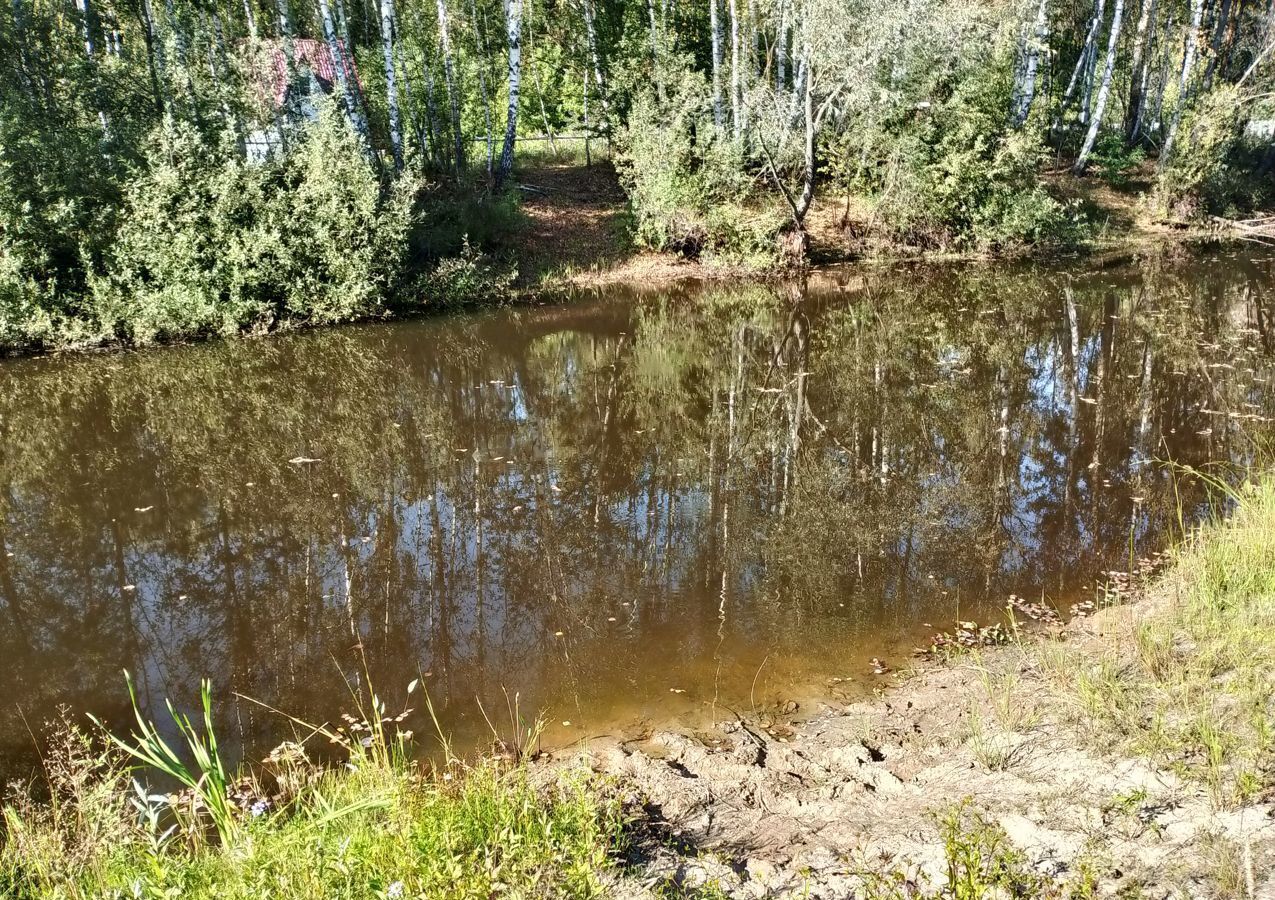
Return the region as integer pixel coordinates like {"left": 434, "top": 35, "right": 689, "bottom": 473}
{"left": 319, "top": 0, "right": 370, "bottom": 142}
{"left": 380, "top": 0, "right": 404, "bottom": 171}
{"left": 495, "top": 0, "right": 522, "bottom": 187}
{"left": 435, "top": 0, "right": 466, "bottom": 171}
{"left": 1124, "top": 0, "right": 1157, "bottom": 142}
{"left": 1011, "top": 0, "right": 1049, "bottom": 126}
{"left": 1074, "top": 0, "right": 1127, "bottom": 170}
{"left": 1160, "top": 0, "right": 1205, "bottom": 168}
{"left": 1055, "top": 0, "right": 1106, "bottom": 127}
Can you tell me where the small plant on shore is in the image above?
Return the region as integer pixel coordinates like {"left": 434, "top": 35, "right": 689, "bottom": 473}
{"left": 1, "top": 676, "right": 627, "bottom": 898}
{"left": 938, "top": 801, "right": 1047, "bottom": 899}
{"left": 93, "top": 673, "right": 240, "bottom": 846}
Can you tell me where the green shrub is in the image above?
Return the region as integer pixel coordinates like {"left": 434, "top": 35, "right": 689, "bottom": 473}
{"left": 1155, "top": 86, "right": 1271, "bottom": 219}
{"left": 415, "top": 239, "right": 516, "bottom": 308}
{"left": 876, "top": 67, "right": 1075, "bottom": 252}
{"left": 615, "top": 66, "right": 781, "bottom": 264}
{"left": 86, "top": 105, "right": 414, "bottom": 345}
{"left": 1088, "top": 132, "right": 1146, "bottom": 188}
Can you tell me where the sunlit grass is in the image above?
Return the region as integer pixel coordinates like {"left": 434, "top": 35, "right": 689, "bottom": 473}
{"left": 0, "top": 683, "right": 626, "bottom": 899}
{"left": 1039, "top": 475, "right": 1275, "bottom": 807}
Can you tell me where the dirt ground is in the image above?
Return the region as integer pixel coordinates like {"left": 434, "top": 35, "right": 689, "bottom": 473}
{"left": 545, "top": 600, "right": 1275, "bottom": 898}
{"left": 513, "top": 161, "right": 1216, "bottom": 291}
{"left": 512, "top": 161, "right": 711, "bottom": 288}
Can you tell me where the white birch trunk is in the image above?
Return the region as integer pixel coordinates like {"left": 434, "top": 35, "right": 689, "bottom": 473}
{"left": 1074, "top": 0, "right": 1127, "bottom": 170}
{"left": 1058, "top": 0, "right": 1105, "bottom": 122}
{"left": 1012, "top": 0, "right": 1049, "bottom": 125}
{"left": 74, "top": 0, "right": 96, "bottom": 56}
{"left": 1159, "top": 0, "right": 1204, "bottom": 168}
{"left": 380, "top": 0, "right": 403, "bottom": 171}
{"left": 436, "top": 0, "right": 466, "bottom": 171}
{"left": 581, "top": 0, "right": 608, "bottom": 136}
{"left": 710, "top": 0, "right": 724, "bottom": 129}
{"left": 495, "top": 0, "right": 522, "bottom": 187}
{"left": 1124, "top": 0, "right": 1157, "bottom": 141}
{"left": 320, "top": 0, "right": 372, "bottom": 145}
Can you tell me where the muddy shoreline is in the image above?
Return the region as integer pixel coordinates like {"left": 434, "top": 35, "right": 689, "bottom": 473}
{"left": 545, "top": 597, "right": 1275, "bottom": 898}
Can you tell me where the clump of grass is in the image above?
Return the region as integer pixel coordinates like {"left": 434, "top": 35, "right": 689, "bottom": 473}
{"left": 1, "top": 679, "right": 626, "bottom": 899}
{"left": 1041, "top": 475, "right": 1275, "bottom": 808}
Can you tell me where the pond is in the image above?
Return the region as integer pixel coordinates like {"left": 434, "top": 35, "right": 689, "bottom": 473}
{"left": 1, "top": 249, "right": 1274, "bottom": 777}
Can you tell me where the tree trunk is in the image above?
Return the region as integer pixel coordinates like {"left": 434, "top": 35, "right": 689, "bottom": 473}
{"left": 728, "top": 0, "right": 741, "bottom": 140}
{"left": 1012, "top": 0, "right": 1049, "bottom": 125}
{"left": 1146, "top": 10, "right": 1176, "bottom": 135}
{"left": 789, "top": 35, "right": 815, "bottom": 228}
{"left": 1057, "top": 0, "right": 1106, "bottom": 126}
{"left": 1124, "top": 0, "right": 1157, "bottom": 141}
{"left": 711, "top": 0, "right": 724, "bottom": 129}
{"left": 1203, "top": 0, "right": 1232, "bottom": 87}
{"left": 582, "top": 61, "right": 591, "bottom": 165}
{"left": 775, "top": 0, "right": 787, "bottom": 92}
{"left": 1160, "top": 0, "right": 1205, "bottom": 169}
{"left": 139, "top": 0, "right": 166, "bottom": 114}
{"left": 467, "top": 0, "right": 495, "bottom": 177}
{"left": 436, "top": 0, "right": 466, "bottom": 172}
{"left": 320, "top": 0, "right": 369, "bottom": 142}
{"left": 581, "top": 0, "right": 609, "bottom": 137}
{"left": 421, "top": 54, "right": 443, "bottom": 165}
{"left": 1075, "top": 0, "right": 1127, "bottom": 170}
{"left": 495, "top": 0, "right": 522, "bottom": 187}
{"left": 74, "top": 0, "right": 96, "bottom": 57}
{"left": 526, "top": 4, "right": 558, "bottom": 156}
{"left": 380, "top": 0, "right": 403, "bottom": 171}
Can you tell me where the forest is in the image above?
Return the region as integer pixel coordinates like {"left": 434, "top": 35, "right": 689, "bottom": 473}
{"left": 1, "top": 0, "right": 1274, "bottom": 349}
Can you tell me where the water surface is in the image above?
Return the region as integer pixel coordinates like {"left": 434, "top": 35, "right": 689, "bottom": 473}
{"left": 2, "top": 250, "right": 1274, "bottom": 775}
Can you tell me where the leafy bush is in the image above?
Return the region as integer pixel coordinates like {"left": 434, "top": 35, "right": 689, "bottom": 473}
{"left": 616, "top": 67, "right": 781, "bottom": 264}
{"left": 875, "top": 67, "right": 1075, "bottom": 252}
{"left": 415, "top": 239, "right": 516, "bottom": 308}
{"left": 1088, "top": 132, "right": 1146, "bottom": 188}
{"left": 87, "top": 105, "right": 415, "bottom": 345}
{"left": 1156, "top": 86, "right": 1271, "bottom": 219}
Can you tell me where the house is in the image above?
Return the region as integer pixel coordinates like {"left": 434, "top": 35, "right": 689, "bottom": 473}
{"left": 243, "top": 37, "right": 363, "bottom": 162}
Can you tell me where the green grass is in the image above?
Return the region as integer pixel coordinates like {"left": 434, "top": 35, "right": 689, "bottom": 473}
{"left": 1040, "top": 475, "right": 1275, "bottom": 807}
{"left": 0, "top": 688, "right": 626, "bottom": 899}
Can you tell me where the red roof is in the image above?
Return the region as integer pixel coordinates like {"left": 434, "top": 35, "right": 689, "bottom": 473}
{"left": 245, "top": 37, "right": 362, "bottom": 111}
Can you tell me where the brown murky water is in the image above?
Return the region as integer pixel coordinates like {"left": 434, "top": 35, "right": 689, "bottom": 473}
{"left": 2, "top": 250, "right": 1274, "bottom": 776}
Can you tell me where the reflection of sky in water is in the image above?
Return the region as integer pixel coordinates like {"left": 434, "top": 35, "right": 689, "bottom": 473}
{"left": 0, "top": 252, "right": 1274, "bottom": 775}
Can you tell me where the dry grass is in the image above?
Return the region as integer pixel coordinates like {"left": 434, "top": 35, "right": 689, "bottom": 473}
{"left": 1037, "top": 477, "right": 1275, "bottom": 808}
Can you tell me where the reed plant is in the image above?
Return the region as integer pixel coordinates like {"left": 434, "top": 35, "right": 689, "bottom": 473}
{"left": 1, "top": 675, "right": 625, "bottom": 899}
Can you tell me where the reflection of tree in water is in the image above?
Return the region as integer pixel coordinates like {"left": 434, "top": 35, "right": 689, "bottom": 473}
{"left": 1, "top": 253, "right": 1273, "bottom": 774}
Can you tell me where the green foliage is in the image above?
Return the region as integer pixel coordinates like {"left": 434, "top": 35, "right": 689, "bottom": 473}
{"left": 86, "top": 106, "right": 414, "bottom": 345}
{"left": 92, "top": 675, "right": 240, "bottom": 846}
{"left": 1087, "top": 132, "right": 1146, "bottom": 188}
{"left": 1, "top": 684, "right": 626, "bottom": 899}
{"left": 873, "top": 66, "right": 1076, "bottom": 252}
{"left": 416, "top": 238, "right": 516, "bottom": 307}
{"left": 938, "top": 802, "right": 1048, "bottom": 899}
{"left": 616, "top": 67, "right": 782, "bottom": 265}
{"left": 1040, "top": 473, "right": 1275, "bottom": 808}
{"left": 1156, "top": 86, "right": 1271, "bottom": 219}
